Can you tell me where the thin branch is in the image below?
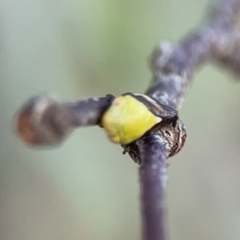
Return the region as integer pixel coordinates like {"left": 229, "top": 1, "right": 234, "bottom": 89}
{"left": 14, "top": 0, "right": 240, "bottom": 240}
{"left": 133, "top": 0, "right": 240, "bottom": 239}
{"left": 147, "top": 0, "right": 240, "bottom": 110}
{"left": 16, "top": 94, "right": 114, "bottom": 145}
{"left": 139, "top": 135, "right": 168, "bottom": 240}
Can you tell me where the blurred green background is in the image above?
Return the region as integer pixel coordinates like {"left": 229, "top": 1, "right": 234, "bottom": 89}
{"left": 1, "top": 0, "right": 240, "bottom": 239}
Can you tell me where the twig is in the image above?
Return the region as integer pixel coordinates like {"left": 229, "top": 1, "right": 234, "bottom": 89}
{"left": 16, "top": 94, "right": 114, "bottom": 145}
{"left": 139, "top": 135, "right": 168, "bottom": 240}
{"left": 15, "top": 0, "right": 240, "bottom": 240}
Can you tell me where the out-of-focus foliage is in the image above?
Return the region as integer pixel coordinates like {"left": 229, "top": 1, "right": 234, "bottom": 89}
{"left": 1, "top": 0, "right": 240, "bottom": 239}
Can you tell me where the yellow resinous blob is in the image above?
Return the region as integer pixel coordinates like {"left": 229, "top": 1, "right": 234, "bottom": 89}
{"left": 101, "top": 95, "right": 161, "bottom": 144}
